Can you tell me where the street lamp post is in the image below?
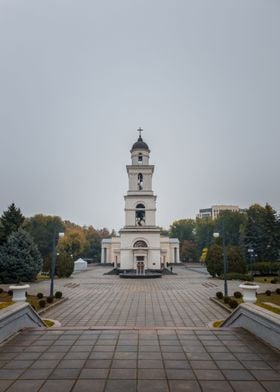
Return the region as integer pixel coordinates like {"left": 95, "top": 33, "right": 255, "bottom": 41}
{"left": 248, "top": 248, "right": 254, "bottom": 275}
{"left": 50, "top": 232, "right": 64, "bottom": 298}
{"left": 213, "top": 222, "right": 228, "bottom": 297}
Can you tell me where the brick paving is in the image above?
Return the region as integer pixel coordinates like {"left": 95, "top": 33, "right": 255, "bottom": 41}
{"left": 0, "top": 328, "right": 279, "bottom": 391}
{"left": 29, "top": 266, "right": 232, "bottom": 327}
{"left": 0, "top": 265, "right": 279, "bottom": 391}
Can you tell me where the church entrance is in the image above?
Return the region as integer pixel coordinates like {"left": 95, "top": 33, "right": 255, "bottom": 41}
{"left": 136, "top": 256, "right": 145, "bottom": 275}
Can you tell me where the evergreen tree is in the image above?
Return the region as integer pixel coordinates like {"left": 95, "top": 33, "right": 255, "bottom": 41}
{"left": 206, "top": 244, "right": 223, "bottom": 277}
{"left": 0, "top": 229, "right": 42, "bottom": 283}
{"left": 245, "top": 203, "right": 280, "bottom": 261}
{"left": 0, "top": 203, "right": 24, "bottom": 245}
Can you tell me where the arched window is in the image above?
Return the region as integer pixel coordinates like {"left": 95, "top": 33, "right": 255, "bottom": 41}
{"left": 137, "top": 173, "right": 143, "bottom": 190}
{"left": 135, "top": 203, "right": 145, "bottom": 226}
{"left": 134, "top": 240, "right": 148, "bottom": 248}
{"left": 138, "top": 153, "right": 143, "bottom": 163}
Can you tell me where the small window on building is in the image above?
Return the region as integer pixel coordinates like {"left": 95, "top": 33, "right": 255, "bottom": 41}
{"left": 138, "top": 153, "right": 143, "bottom": 163}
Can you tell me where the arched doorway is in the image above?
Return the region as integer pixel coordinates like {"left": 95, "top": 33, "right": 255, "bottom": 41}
{"left": 133, "top": 240, "right": 148, "bottom": 274}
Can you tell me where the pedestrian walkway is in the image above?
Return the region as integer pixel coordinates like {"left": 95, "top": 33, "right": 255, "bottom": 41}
{"left": 0, "top": 266, "right": 279, "bottom": 391}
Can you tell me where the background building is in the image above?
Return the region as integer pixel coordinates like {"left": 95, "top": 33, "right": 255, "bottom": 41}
{"left": 197, "top": 205, "right": 245, "bottom": 220}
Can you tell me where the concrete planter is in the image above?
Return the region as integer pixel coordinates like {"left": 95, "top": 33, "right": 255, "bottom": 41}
{"left": 239, "top": 283, "right": 259, "bottom": 303}
{"left": 9, "top": 284, "right": 30, "bottom": 302}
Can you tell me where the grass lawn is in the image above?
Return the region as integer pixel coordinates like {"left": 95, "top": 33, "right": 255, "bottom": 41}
{"left": 0, "top": 290, "right": 61, "bottom": 312}
{"left": 216, "top": 290, "right": 280, "bottom": 315}
{"left": 253, "top": 276, "right": 279, "bottom": 284}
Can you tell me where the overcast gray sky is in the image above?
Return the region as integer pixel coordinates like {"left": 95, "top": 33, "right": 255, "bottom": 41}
{"left": 0, "top": 0, "right": 279, "bottom": 231}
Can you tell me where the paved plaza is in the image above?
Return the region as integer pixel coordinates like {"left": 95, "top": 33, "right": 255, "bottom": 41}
{"left": 0, "top": 265, "right": 279, "bottom": 391}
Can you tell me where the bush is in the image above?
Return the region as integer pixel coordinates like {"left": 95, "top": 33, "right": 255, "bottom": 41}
{"left": 37, "top": 292, "right": 43, "bottom": 299}
{"left": 271, "top": 278, "right": 278, "bottom": 284}
{"left": 0, "top": 288, "right": 3, "bottom": 294}
{"left": 223, "top": 296, "right": 230, "bottom": 304}
{"left": 276, "top": 288, "right": 280, "bottom": 295}
{"left": 46, "top": 296, "right": 53, "bottom": 304}
{"left": 234, "top": 291, "right": 242, "bottom": 299}
{"left": 55, "top": 291, "right": 62, "bottom": 299}
{"left": 229, "top": 299, "right": 239, "bottom": 309}
{"left": 249, "top": 262, "right": 280, "bottom": 275}
{"left": 56, "top": 253, "right": 74, "bottom": 278}
{"left": 39, "top": 299, "right": 46, "bottom": 308}
{"left": 265, "top": 290, "right": 272, "bottom": 296}
{"left": 8, "top": 289, "right": 13, "bottom": 296}
{"left": 216, "top": 291, "right": 223, "bottom": 299}
{"left": 223, "top": 273, "right": 253, "bottom": 281}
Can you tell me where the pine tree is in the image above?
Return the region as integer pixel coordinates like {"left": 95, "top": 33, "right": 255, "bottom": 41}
{"left": 0, "top": 229, "right": 42, "bottom": 283}
{"left": 0, "top": 203, "right": 24, "bottom": 245}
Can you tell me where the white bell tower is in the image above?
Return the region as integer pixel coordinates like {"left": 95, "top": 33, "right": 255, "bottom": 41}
{"left": 119, "top": 129, "right": 161, "bottom": 271}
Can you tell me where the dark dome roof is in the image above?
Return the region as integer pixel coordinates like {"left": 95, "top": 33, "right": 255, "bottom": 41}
{"left": 131, "top": 135, "right": 149, "bottom": 151}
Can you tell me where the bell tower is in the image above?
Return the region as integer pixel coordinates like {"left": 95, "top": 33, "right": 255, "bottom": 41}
{"left": 119, "top": 129, "right": 161, "bottom": 271}
{"left": 124, "top": 128, "right": 157, "bottom": 227}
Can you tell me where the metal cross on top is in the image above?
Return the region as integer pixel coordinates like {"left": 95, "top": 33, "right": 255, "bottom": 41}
{"left": 138, "top": 127, "right": 143, "bottom": 138}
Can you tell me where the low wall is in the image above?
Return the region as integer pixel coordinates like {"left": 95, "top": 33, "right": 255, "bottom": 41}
{"left": 0, "top": 303, "right": 45, "bottom": 343}
{"left": 222, "top": 303, "right": 280, "bottom": 350}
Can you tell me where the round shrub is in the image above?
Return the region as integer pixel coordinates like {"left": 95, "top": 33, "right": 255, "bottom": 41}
{"left": 8, "top": 290, "right": 13, "bottom": 296}
{"left": 264, "top": 278, "right": 267, "bottom": 282}
{"left": 216, "top": 291, "right": 223, "bottom": 300}
{"left": 223, "top": 296, "right": 230, "bottom": 304}
{"left": 55, "top": 291, "right": 62, "bottom": 299}
{"left": 229, "top": 299, "right": 239, "bottom": 309}
{"left": 46, "top": 296, "right": 53, "bottom": 304}
{"left": 276, "top": 288, "right": 280, "bottom": 295}
{"left": 234, "top": 291, "right": 242, "bottom": 299}
{"left": 39, "top": 299, "right": 46, "bottom": 308}
{"left": 0, "top": 288, "right": 3, "bottom": 294}
{"left": 271, "top": 278, "right": 278, "bottom": 284}
{"left": 265, "top": 290, "right": 271, "bottom": 296}
{"left": 37, "top": 293, "right": 43, "bottom": 299}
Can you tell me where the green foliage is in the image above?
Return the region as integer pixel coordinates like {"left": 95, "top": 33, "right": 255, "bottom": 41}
{"left": 0, "top": 288, "right": 3, "bottom": 294}
{"left": 249, "top": 262, "right": 280, "bottom": 275}
{"left": 206, "top": 244, "right": 223, "bottom": 277}
{"left": 229, "top": 299, "right": 239, "bottom": 309}
{"left": 271, "top": 278, "right": 278, "bottom": 284}
{"left": 0, "top": 229, "right": 42, "bottom": 283}
{"left": 169, "top": 219, "right": 195, "bottom": 243}
{"left": 46, "top": 296, "right": 53, "bottom": 304}
{"left": 227, "top": 246, "right": 246, "bottom": 274}
{"left": 195, "top": 218, "right": 214, "bottom": 252}
{"left": 223, "top": 272, "right": 253, "bottom": 281}
{"left": 0, "top": 203, "right": 24, "bottom": 245}
{"left": 234, "top": 291, "right": 243, "bottom": 299}
{"left": 180, "top": 240, "right": 198, "bottom": 262}
{"left": 56, "top": 252, "right": 74, "bottom": 278}
{"left": 223, "top": 296, "right": 230, "bottom": 304}
{"left": 216, "top": 291, "right": 223, "bottom": 299}
{"left": 216, "top": 211, "right": 247, "bottom": 247}
{"left": 23, "top": 215, "right": 64, "bottom": 271}
{"left": 55, "top": 291, "right": 62, "bottom": 299}
{"left": 245, "top": 203, "right": 280, "bottom": 262}
{"left": 265, "top": 290, "right": 272, "bottom": 296}
{"left": 39, "top": 299, "right": 46, "bottom": 308}
{"left": 276, "top": 288, "right": 280, "bottom": 295}
{"left": 37, "top": 293, "right": 43, "bottom": 299}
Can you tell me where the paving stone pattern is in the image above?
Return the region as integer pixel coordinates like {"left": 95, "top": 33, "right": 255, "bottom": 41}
{"left": 1, "top": 265, "right": 279, "bottom": 391}
{"left": 32, "top": 266, "right": 233, "bottom": 327}
{"left": 0, "top": 328, "right": 279, "bottom": 391}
